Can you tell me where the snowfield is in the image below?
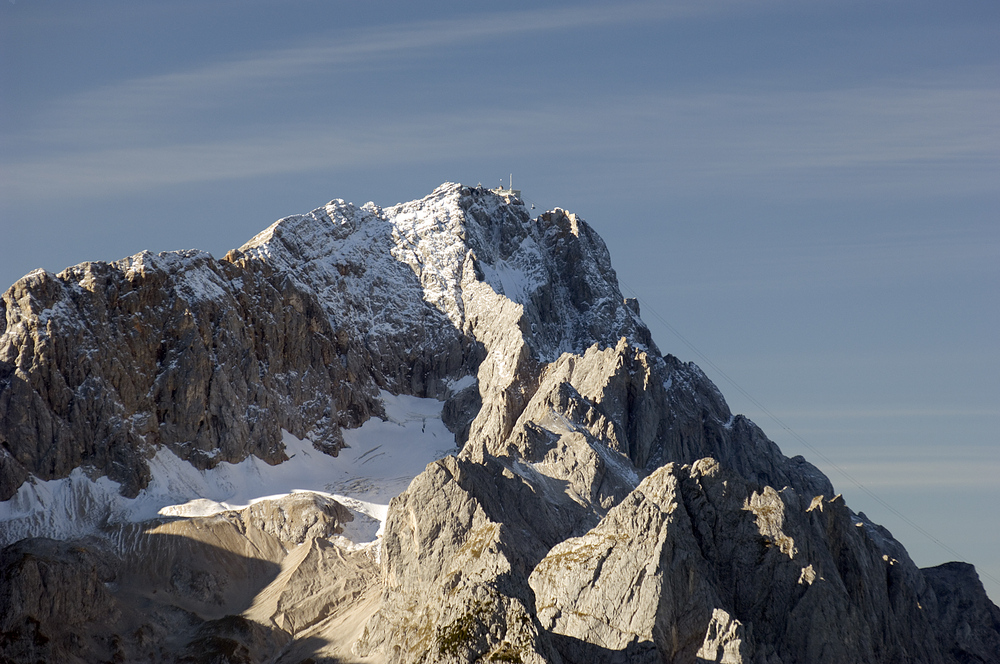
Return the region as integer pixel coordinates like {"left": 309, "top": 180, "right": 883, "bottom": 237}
{"left": 0, "top": 391, "right": 457, "bottom": 548}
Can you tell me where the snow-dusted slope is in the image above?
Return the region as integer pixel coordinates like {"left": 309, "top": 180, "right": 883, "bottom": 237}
{"left": 0, "top": 181, "right": 655, "bottom": 531}
{"left": 0, "top": 392, "right": 455, "bottom": 548}
{"left": 238, "top": 182, "right": 653, "bottom": 366}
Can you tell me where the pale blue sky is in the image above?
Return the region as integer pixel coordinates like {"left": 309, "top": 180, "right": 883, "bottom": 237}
{"left": 2, "top": 1, "right": 998, "bottom": 599}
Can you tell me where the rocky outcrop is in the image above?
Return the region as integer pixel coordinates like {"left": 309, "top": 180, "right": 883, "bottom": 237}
{"left": 1, "top": 183, "right": 997, "bottom": 663}
{"left": 354, "top": 327, "right": 990, "bottom": 663}
{"left": 242, "top": 492, "right": 353, "bottom": 546}
{"left": 0, "top": 184, "right": 646, "bottom": 503}
{"left": 922, "top": 562, "right": 1000, "bottom": 663}
{"left": 0, "top": 251, "right": 381, "bottom": 499}
{"left": 528, "top": 459, "right": 953, "bottom": 663}
{"left": 0, "top": 493, "right": 371, "bottom": 663}
{"left": 0, "top": 538, "right": 120, "bottom": 663}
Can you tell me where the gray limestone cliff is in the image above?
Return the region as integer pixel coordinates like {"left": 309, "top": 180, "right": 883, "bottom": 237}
{"left": 1, "top": 183, "right": 997, "bottom": 663}
{"left": 0, "top": 250, "right": 381, "bottom": 500}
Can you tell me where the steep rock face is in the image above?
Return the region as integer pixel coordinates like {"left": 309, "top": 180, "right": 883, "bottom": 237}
{"left": 236, "top": 184, "right": 653, "bottom": 459}
{"left": 922, "top": 562, "right": 1000, "bottom": 662}
{"left": 0, "top": 184, "right": 649, "bottom": 502}
{"left": 0, "top": 493, "right": 369, "bottom": 663}
{"left": 0, "top": 538, "right": 120, "bottom": 663}
{"left": 1, "top": 183, "right": 998, "bottom": 663}
{"left": 530, "top": 462, "right": 723, "bottom": 663}
{"left": 232, "top": 197, "right": 482, "bottom": 401}
{"left": 356, "top": 455, "right": 561, "bottom": 663}
{"left": 528, "top": 459, "right": 953, "bottom": 663}
{"left": 0, "top": 250, "right": 379, "bottom": 499}
{"left": 355, "top": 330, "right": 947, "bottom": 663}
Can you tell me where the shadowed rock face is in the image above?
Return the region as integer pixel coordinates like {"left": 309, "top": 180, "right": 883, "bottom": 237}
{"left": 0, "top": 493, "right": 368, "bottom": 663}
{"left": 0, "top": 251, "right": 381, "bottom": 499}
{"left": 0, "top": 538, "right": 120, "bottom": 662}
{"left": 1, "top": 183, "right": 998, "bottom": 663}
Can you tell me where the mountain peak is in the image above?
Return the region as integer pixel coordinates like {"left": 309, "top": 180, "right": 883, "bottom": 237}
{"left": 1, "top": 184, "right": 997, "bottom": 663}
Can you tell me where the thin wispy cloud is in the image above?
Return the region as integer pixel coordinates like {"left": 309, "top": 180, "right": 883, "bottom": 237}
{"left": 628, "top": 85, "right": 1000, "bottom": 190}
{"left": 675, "top": 223, "right": 1000, "bottom": 295}
{"left": 835, "top": 462, "right": 1000, "bottom": 489}
{"left": 3, "top": 0, "right": 996, "bottom": 208}
{"left": 7, "top": 1, "right": 712, "bottom": 149}
{"left": 1, "top": 108, "right": 567, "bottom": 200}
{"left": 4, "top": 81, "right": 997, "bottom": 204}
{"left": 828, "top": 452, "right": 1000, "bottom": 489}
{"left": 781, "top": 407, "right": 1000, "bottom": 419}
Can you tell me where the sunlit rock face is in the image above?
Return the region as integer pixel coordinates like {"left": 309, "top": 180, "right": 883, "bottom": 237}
{"left": 1, "top": 184, "right": 998, "bottom": 663}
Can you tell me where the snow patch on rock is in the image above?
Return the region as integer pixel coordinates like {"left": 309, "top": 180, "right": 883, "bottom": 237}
{"left": 0, "top": 392, "right": 456, "bottom": 547}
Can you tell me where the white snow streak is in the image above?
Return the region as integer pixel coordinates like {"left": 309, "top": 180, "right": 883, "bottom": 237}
{"left": 0, "top": 392, "right": 456, "bottom": 547}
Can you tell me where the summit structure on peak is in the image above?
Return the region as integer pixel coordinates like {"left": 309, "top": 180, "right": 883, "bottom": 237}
{"left": 0, "top": 184, "right": 997, "bottom": 663}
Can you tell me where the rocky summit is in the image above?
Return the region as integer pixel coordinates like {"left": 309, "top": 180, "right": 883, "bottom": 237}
{"left": 0, "top": 183, "right": 997, "bottom": 663}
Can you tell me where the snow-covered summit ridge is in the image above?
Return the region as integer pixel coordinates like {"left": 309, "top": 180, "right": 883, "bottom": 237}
{"left": 0, "top": 181, "right": 656, "bottom": 503}
{"left": 236, "top": 181, "right": 655, "bottom": 364}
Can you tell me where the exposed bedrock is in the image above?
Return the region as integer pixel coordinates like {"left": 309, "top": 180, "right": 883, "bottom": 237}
{"left": 0, "top": 252, "right": 381, "bottom": 499}
{"left": 0, "top": 493, "right": 372, "bottom": 663}
{"left": 1, "top": 183, "right": 997, "bottom": 663}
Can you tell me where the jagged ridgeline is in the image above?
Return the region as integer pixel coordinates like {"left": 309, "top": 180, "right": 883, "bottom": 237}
{"left": 0, "top": 183, "right": 997, "bottom": 663}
